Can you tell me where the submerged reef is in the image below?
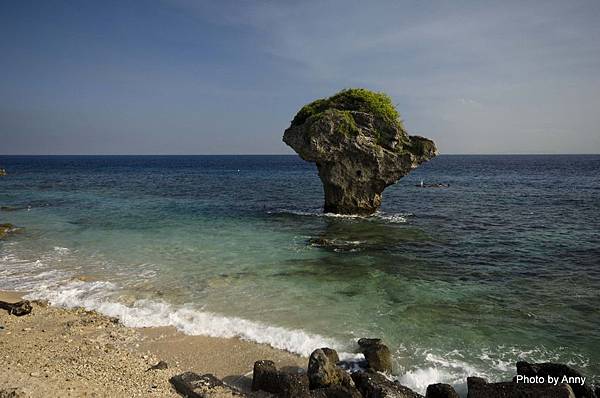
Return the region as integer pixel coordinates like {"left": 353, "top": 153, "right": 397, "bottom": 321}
{"left": 283, "top": 88, "right": 437, "bottom": 215}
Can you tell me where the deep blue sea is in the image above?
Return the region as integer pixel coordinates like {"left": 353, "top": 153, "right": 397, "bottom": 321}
{"left": 1, "top": 155, "right": 599, "bottom": 393}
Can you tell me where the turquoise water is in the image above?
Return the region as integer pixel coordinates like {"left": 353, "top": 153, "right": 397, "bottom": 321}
{"left": 1, "top": 155, "right": 599, "bottom": 393}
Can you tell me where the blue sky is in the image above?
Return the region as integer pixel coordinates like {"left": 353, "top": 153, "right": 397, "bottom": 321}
{"left": 1, "top": 0, "right": 599, "bottom": 154}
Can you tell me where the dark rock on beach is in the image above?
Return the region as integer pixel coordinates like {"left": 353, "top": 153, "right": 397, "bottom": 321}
{"left": 278, "top": 372, "right": 311, "bottom": 398}
{"left": 253, "top": 360, "right": 282, "bottom": 394}
{"left": 516, "top": 361, "right": 596, "bottom": 398}
{"left": 311, "top": 385, "right": 363, "bottom": 398}
{"left": 253, "top": 360, "right": 310, "bottom": 398}
{"left": 425, "top": 383, "right": 459, "bottom": 398}
{"left": 170, "top": 372, "right": 245, "bottom": 398}
{"left": 283, "top": 88, "right": 437, "bottom": 215}
{"left": 0, "top": 300, "right": 32, "bottom": 316}
{"left": 357, "top": 338, "right": 393, "bottom": 374}
{"left": 467, "top": 376, "right": 575, "bottom": 398}
{"left": 352, "top": 371, "right": 423, "bottom": 398}
{"left": 308, "top": 348, "right": 354, "bottom": 390}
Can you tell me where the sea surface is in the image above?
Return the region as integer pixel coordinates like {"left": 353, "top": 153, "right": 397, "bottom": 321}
{"left": 1, "top": 155, "right": 599, "bottom": 393}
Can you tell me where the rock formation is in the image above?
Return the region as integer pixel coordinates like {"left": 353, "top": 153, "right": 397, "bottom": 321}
{"left": 307, "top": 348, "right": 354, "bottom": 390}
{"left": 177, "top": 339, "right": 598, "bottom": 398}
{"left": 467, "top": 376, "right": 576, "bottom": 398}
{"left": 425, "top": 383, "right": 459, "bottom": 398}
{"left": 0, "top": 300, "right": 32, "bottom": 316}
{"left": 357, "top": 338, "right": 393, "bottom": 373}
{"left": 516, "top": 361, "right": 596, "bottom": 398}
{"left": 283, "top": 89, "right": 437, "bottom": 215}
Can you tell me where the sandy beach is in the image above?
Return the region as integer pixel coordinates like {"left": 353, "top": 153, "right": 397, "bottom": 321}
{"left": 0, "top": 291, "right": 305, "bottom": 397}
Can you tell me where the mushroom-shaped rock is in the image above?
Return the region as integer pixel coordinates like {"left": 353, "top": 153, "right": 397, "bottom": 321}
{"left": 283, "top": 89, "right": 437, "bottom": 215}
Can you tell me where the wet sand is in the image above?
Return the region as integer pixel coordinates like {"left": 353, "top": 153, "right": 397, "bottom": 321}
{"left": 0, "top": 291, "right": 306, "bottom": 397}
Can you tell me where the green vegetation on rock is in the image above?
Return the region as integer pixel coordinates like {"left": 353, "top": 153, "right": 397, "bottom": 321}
{"left": 306, "top": 109, "right": 358, "bottom": 136}
{"left": 291, "top": 88, "right": 405, "bottom": 132}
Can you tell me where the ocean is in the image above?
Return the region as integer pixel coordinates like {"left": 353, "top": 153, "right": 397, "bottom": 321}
{"left": 1, "top": 154, "right": 599, "bottom": 393}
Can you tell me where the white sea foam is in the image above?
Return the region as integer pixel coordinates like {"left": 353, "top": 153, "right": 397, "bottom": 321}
{"left": 24, "top": 279, "right": 341, "bottom": 357}
{"left": 269, "top": 209, "right": 409, "bottom": 223}
{"left": 398, "top": 367, "right": 459, "bottom": 394}
{"left": 53, "top": 246, "right": 71, "bottom": 255}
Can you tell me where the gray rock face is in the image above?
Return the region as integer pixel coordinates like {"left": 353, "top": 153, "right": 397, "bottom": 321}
{"left": 283, "top": 89, "right": 437, "bottom": 215}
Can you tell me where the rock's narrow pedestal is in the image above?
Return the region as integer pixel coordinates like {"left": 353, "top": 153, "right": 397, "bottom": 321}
{"left": 283, "top": 89, "right": 437, "bottom": 215}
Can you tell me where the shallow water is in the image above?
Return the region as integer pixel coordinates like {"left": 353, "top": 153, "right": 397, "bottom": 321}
{"left": 1, "top": 155, "right": 599, "bottom": 392}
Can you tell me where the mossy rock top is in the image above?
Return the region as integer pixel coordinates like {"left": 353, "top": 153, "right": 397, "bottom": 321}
{"left": 292, "top": 88, "right": 404, "bottom": 129}
{"left": 290, "top": 88, "right": 410, "bottom": 150}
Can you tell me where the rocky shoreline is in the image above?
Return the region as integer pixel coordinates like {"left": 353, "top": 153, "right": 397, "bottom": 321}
{"left": 1, "top": 296, "right": 598, "bottom": 398}
{"left": 172, "top": 340, "right": 599, "bottom": 398}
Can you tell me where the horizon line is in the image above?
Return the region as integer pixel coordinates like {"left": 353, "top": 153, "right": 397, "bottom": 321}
{"left": 1, "top": 153, "right": 600, "bottom": 157}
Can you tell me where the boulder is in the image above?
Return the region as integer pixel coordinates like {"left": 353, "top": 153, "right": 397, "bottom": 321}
{"left": 252, "top": 360, "right": 311, "bottom": 398}
{"left": 516, "top": 361, "right": 596, "bottom": 398}
{"left": 467, "top": 376, "right": 575, "bottom": 398}
{"left": 308, "top": 348, "right": 354, "bottom": 390}
{"left": 351, "top": 371, "right": 423, "bottom": 398}
{"left": 311, "top": 385, "right": 363, "bottom": 398}
{"left": 0, "top": 300, "right": 32, "bottom": 316}
{"left": 283, "top": 88, "right": 437, "bottom": 215}
{"left": 357, "top": 338, "right": 393, "bottom": 373}
{"left": 278, "top": 373, "right": 311, "bottom": 398}
{"left": 425, "top": 383, "right": 459, "bottom": 398}
{"left": 170, "top": 372, "right": 245, "bottom": 398}
{"left": 253, "top": 360, "right": 281, "bottom": 393}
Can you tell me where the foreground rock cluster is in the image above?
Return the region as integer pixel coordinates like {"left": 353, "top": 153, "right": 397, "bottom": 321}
{"left": 169, "top": 337, "right": 600, "bottom": 398}
{"left": 283, "top": 88, "right": 437, "bottom": 215}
